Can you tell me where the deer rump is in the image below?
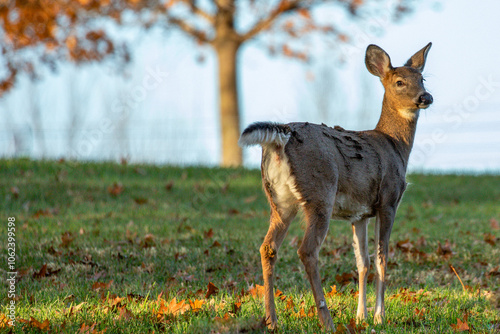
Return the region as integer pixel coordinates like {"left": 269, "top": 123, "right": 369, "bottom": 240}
{"left": 240, "top": 121, "right": 407, "bottom": 223}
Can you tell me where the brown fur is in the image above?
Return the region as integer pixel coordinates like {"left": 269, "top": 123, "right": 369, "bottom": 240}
{"left": 242, "top": 43, "right": 433, "bottom": 330}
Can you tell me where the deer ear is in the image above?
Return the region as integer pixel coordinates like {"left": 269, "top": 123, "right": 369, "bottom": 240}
{"left": 405, "top": 42, "right": 432, "bottom": 72}
{"left": 365, "top": 44, "right": 393, "bottom": 78}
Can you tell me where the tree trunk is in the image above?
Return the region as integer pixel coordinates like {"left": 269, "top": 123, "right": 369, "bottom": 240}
{"left": 215, "top": 41, "right": 242, "bottom": 167}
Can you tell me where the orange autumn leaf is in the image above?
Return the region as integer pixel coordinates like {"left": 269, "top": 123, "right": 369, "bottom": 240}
{"left": 248, "top": 284, "right": 265, "bottom": 298}
{"left": 415, "top": 307, "right": 427, "bottom": 319}
{"left": 0, "top": 314, "right": 12, "bottom": 328}
{"left": 167, "top": 298, "right": 190, "bottom": 316}
{"left": 79, "top": 322, "right": 106, "bottom": 334}
{"left": 326, "top": 285, "right": 339, "bottom": 297}
{"left": 275, "top": 289, "right": 287, "bottom": 301}
{"left": 188, "top": 299, "right": 205, "bottom": 312}
{"left": 29, "top": 317, "right": 50, "bottom": 331}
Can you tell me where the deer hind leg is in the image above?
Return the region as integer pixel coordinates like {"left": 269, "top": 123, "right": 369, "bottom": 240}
{"left": 297, "top": 202, "right": 335, "bottom": 330}
{"left": 260, "top": 199, "right": 298, "bottom": 329}
{"left": 352, "top": 218, "right": 370, "bottom": 323}
{"left": 374, "top": 209, "right": 395, "bottom": 324}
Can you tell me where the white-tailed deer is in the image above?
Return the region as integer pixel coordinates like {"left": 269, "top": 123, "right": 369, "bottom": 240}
{"left": 239, "top": 43, "right": 433, "bottom": 330}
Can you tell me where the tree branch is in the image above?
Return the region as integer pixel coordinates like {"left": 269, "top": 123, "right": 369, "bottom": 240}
{"left": 167, "top": 16, "right": 212, "bottom": 43}
{"left": 240, "top": 0, "right": 304, "bottom": 42}
{"left": 179, "top": 0, "right": 215, "bottom": 24}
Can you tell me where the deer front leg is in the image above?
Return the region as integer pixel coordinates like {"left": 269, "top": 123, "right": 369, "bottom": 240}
{"left": 297, "top": 206, "right": 335, "bottom": 330}
{"left": 260, "top": 206, "right": 297, "bottom": 329}
{"left": 352, "top": 219, "right": 370, "bottom": 323}
{"left": 374, "top": 209, "right": 395, "bottom": 324}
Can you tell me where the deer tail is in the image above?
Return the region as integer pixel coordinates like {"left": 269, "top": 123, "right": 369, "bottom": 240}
{"left": 238, "top": 122, "right": 291, "bottom": 148}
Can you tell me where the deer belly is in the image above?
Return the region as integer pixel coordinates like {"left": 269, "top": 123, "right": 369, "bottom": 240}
{"left": 331, "top": 193, "right": 373, "bottom": 222}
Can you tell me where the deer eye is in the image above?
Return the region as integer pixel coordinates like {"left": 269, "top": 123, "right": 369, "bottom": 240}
{"left": 396, "top": 80, "right": 405, "bottom": 87}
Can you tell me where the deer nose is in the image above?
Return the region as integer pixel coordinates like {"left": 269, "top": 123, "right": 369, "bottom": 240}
{"left": 419, "top": 92, "right": 433, "bottom": 105}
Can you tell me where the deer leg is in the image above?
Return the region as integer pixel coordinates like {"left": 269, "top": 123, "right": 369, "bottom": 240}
{"left": 297, "top": 204, "right": 335, "bottom": 330}
{"left": 260, "top": 205, "right": 297, "bottom": 329}
{"left": 374, "top": 209, "right": 395, "bottom": 324}
{"left": 352, "top": 218, "right": 370, "bottom": 323}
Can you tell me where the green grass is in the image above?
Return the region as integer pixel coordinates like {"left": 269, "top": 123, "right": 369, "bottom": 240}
{"left": 1, "top": 158, "right": 499, "bottom": 333}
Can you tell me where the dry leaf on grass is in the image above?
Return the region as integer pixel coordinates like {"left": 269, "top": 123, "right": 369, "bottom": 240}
{"left": 248, "top": 284, "right": 265, "bottom": 298}
{"left": 451, "top": 317, "right": 470, "bottom": 332}
{"left": 205, "top": 282, "right": 219, "bottom": 299}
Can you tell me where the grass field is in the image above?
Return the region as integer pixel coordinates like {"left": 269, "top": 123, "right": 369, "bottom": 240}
{"left": 1, "top": 159, "right": 499, "bottom": 333}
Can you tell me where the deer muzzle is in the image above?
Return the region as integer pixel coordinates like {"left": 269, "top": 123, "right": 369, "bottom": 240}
{"left": 417, "top": 92, "right": 433, "bottom": 108}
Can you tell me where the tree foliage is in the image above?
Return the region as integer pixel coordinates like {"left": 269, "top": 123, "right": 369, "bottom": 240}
{"left": 0, "top": 0, "right": 413, "bottom": 94}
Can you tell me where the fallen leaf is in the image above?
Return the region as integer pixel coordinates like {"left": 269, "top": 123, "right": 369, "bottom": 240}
{"left": 91, "top": 280, "right": 113, "bottom": 291}
{"left": 134, "top": 197, "right": 148, "bottom": 205}
{"left": 117, "top": 305, "right": 133, "bottom": 320}
{"left": 33, "top": 208, "right": 55, "bottom": 219}
{"left": 0, "top": 313, "right": 12, "bottom": 328}
{"left": 205, "top": 282, "right": 219, "bottom": 299}
{"left": 397, "top": 239, "right": 414, "bottom": 252}
{"left": 168, "top": 298, "right": 190, "bottom": 316}
{"left": 141, "top": 234, "right": 155, "bottom": 248}
{"left": 336, "top": 272, "right": 355, "bottom": 286}
{"left": 61, "top": 231, "right": 74, "bottom": 247}
{"left": 227, "top": 208, "right": 239, "bottom": 216}
{"left": 451, "top": 317, "right": 470, "bottom": 332}
{"left": 203, "top": 228, "right": 214, "bottom": 239}
{"left": 275, "top": 289, "right": 287, "bottom": 301}
{"left": 33, "top": 264, "right": 47, "bottom": 279}
{"left": 231, "top": 301, "right": 242, "bottom": 315}
{"left": 79, "top": 322, "right": 106, "bottom": 334}
{"left": 346, "top": 317, "right": 366, "bottom": 333}
{"left": 437, "top": 240, "right": 455, "bottom": 258}
{"left": 108, "top": 182, "right": 124, "bottom": 196}
{"left": 415, "top": 307, "right": 427, "bottom": 319}
{"left": 165, "top": 181, "right": 174, "bottom": 191}
{"left": 211, "top": 240, "right": 221, "bottom": 248}
{"left": 248, "top": 284, "right": 265, "bottom": 298}
{"left": 484, "top": 233, "right": 497, "bottom": 246}
{"left": 189, "top": 299, "right": 205, "bottom": 312}
{"left": 29, "top": 317, "right": 50, "bottom": 331}
{"left": 326, "top": 285, "right": 339, "bottom": 297}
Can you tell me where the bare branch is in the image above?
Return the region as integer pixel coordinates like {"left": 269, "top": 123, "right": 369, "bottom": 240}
{"left": 240, "top": 0, "right": 304, "bottom": 42}
{"left": 167, "top": 16, "right": 212, "bottom": 43}
{"left": 178, "top": 0, "right": 215, "bottom": 24}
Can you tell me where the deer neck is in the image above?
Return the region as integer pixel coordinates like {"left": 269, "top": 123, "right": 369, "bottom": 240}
{"left": 375, "top": 95, "right": 420, "bottom": 168}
